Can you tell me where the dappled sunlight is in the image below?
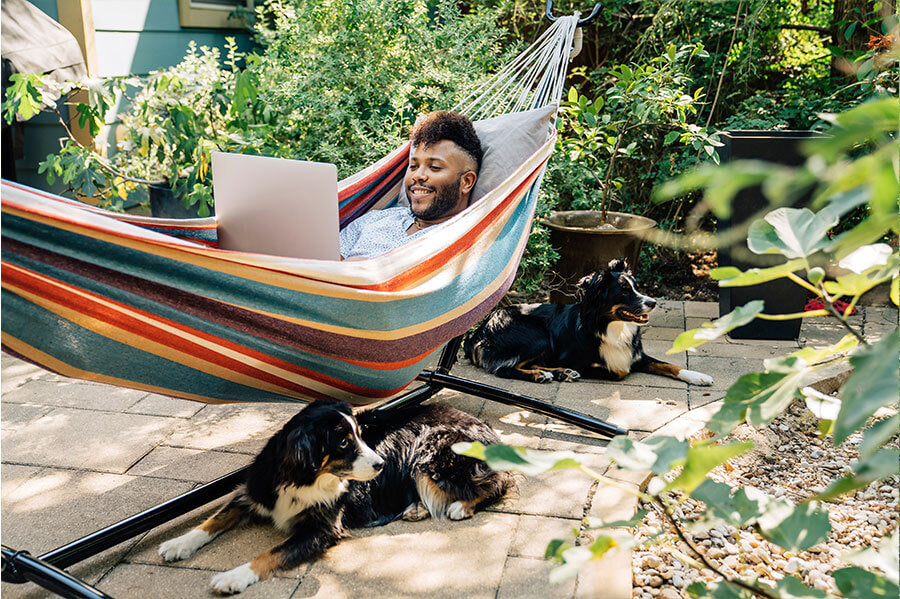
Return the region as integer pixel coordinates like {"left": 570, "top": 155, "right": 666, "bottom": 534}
{"left": 4, "top": 470, "right": 72, "bottom": 512}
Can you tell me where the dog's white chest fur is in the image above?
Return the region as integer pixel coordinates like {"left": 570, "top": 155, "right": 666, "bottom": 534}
{"left": 598, "top": 321, "right": 638, "bottom": 373}
{"left": 256, "top": 475, "right": 348, "bottom": 532}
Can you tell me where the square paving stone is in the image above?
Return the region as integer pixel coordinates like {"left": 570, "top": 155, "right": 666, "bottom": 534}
{"left": 865, "top": 306, "right": 898, "bottom": 325}
{"left": 640, "top": 341, "right": 688, "bottom": 367}
{"left": 649, "top": 302, "right": 684, "bottom": 328}
{"left": 125, "top": 394, "right": 206, "bottom": 419}
{"left": 681, "top": 356, "right": 766, "bottom": 391}
{"left": 2, "top": 469, "right": 193, "bottom": 555}
{"left": 298, "top": 512, "right": 518, "bottom": 599}
{"left": 685, "top": 339, "right": 795, "bottom": 359}
{"left": 510, "top": 515, "right": 582, "bottom": 559}
{"left": 575, "top": 544, "right": 632, "bottom": 599}
{"left": 489, "top": 466, "right": 594, "bottom": 519}
{"left": 1, "top": 403, "right": 54, "bottom": 430}
{"left": 97, "top": 563, "right": 299, "bottom": 599}
{"left": 1, "top": 408, "right": 184, "bottom": 473}
{"left": 451, "top": 361, "right": 560, "bottom": 401}
{"left": 684, "top": 302, "right": 719, "bottom": 318}
{"left": 1, "top": 379, "right": 148, "bottom": 412}
{"left": 478, "top": 402, "right": 549, "bottom": 448}
{"left": 498, "top": 556, "right": 576, "bottom": 599}
{"left": 685, "top": 316, "right": 719, "bottom": 331}
{"left": 641, "top": 327, "right": 682, "bottom": 341}
{"left": 1, "top": 353, "right": 56, "bottom": 394}
{"left": 126, "top": 446, "right": 251, "bottom": 482}
{"left": 555, "top": 384, "right": 689, "bottom": 432}
{"left": 1, "top": 463, "right": 43, "bottom": 497}
{"left": 163, "top": 402, "right": 306, "bottom": 454}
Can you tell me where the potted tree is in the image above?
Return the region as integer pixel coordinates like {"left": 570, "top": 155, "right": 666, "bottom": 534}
{"left": 543, "top": 44, "right": 720, "bottom": 302}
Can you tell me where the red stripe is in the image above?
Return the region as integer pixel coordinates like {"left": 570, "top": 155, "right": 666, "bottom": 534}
{"left": 338, "top": 143, "right": 410, "bottom": 200}
{"left": 4, "top": 264, "right": 406, "bottom": 399}
{"left": 339, "top": 159, "right": 407, "bottom": 219}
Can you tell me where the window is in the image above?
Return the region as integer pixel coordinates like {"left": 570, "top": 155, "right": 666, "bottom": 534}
{"left": 178, "top": 0, "right": 254, "bottom": 29}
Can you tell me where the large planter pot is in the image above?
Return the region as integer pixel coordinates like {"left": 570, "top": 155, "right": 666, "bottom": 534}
{"left": 717, "top": 131, "right": 821, "bottom": 340}
{"left": 543, "top": 210, "right": 656, "bottom": 304}
{"left": 149, "top": 185, "right": 214, "bottom": 219}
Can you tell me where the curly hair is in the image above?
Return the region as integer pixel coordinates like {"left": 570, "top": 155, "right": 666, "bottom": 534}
{"left": 411, "top": 111, "right": 483, "bottom": 172}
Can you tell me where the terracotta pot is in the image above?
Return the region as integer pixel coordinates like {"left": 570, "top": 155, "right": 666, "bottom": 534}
{"left": 543, "top": 210, "right": 656, "bottom": 304}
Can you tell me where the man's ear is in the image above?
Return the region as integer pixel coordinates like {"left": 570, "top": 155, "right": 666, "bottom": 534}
{"left": 460, "top": 170, "right": 477, "bottom": 195}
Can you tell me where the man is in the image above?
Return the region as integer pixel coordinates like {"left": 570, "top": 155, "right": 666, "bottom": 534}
{"left": 340, "top": 111, "right": 483, "bottom": 259}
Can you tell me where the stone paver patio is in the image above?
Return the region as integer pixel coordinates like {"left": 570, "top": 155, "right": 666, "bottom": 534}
{"left": 2, "top": 301, "right": 895, "bottom": 598}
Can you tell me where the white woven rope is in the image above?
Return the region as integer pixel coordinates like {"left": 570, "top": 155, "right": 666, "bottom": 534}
{"left": 454, "top": 14, "right": 580, "bottom": 119}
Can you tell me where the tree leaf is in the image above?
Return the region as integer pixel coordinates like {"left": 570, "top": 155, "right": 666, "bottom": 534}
{"left": 453, "top": 442, "right": 582, "bottom": 477}
{"left": 712, "top": 260, "right": 809, "bottom": 287}
{"left": 838, "top": 243, "right": 894, "bottom": 274}
{"left": 747, "top": 207, "right": 838, "bottom": 259}
{"left": 691, "top": 480, "right": 757, "bottom": 527}
{"left": 813, "top": 448, "right": 899, "bottom": 501}
{"left": 841, "top": 529, "right": 899, "bottom": 585}
{"left": 668, "top": 301, "right": 764, "bottom": 354}
{"left": 759, "top": 501, "right": 831, "bottom": 551}
{"left": 859, "top": 414, "right": 899, "bottom": 459}
{"left": 665, "top": 441, "right": 754, "bottom": 494}
{"left": 833, "top": 328, "right": 899, "bottom": 445}
{"left": 773, "top": 575, "right": 828, "bottom": 599}
{"left": 833, "top": 566, "right": 900, "bottom": 599}
{"left": 686, "top": 581, "right": 754, "bottom": 598}
{"left": 606, "top": 436, "right": 688, "bottom": 473}
{"left": 584, "top": 508, "right": 649, "bottom": 530}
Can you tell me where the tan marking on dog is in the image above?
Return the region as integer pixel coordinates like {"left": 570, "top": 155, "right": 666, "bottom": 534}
{"left": 645, "top": 362, "right": 682, "bottom": 379}
{"left": 416, "top": 474, "right": 453, "bottom": 519}
{"left": 249, "top": 549, "right": 282, "bottom": 580}
{"left": 320, "top": 454, "right": 330, "bottom": 468}
{"left": 589, "top": 363, "right": 628, "bottom": 380}
{"left": 199, "top": 505, "right": 243, "bottom": 535}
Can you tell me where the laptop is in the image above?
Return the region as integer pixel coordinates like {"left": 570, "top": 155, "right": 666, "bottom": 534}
{"left": 211, "top": 152, "right": 340, "bottom": 260}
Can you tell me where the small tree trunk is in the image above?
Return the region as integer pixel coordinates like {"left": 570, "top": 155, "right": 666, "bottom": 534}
{"left": 830, "top": 0, "right": 876, "bottom": 78}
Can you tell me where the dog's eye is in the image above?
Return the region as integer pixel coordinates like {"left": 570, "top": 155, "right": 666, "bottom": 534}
{"left": 339, "top": 438, "right": 350, "bottom": 450}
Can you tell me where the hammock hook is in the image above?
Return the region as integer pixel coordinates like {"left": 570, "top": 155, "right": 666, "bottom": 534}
{"left": 544, "top": 0, "right": 602, "bottom": 25}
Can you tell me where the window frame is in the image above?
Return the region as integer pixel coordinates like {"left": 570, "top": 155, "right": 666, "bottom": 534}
{"left": 177, "top": 0, "right": 254, "bottom": 29}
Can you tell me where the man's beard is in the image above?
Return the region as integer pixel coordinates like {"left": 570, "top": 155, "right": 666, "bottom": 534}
{"left": 410, "top": 175, "right": 462, "bottom": 221}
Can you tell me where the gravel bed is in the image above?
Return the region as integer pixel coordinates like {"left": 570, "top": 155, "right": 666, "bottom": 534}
{"left": 631, "top": 398, "right": 899, "bottom": 598}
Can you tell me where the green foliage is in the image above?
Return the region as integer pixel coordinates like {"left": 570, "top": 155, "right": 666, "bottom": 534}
{"left": 3, "top": 73, "right": 45, "bottom": 123}
{"left": 455, "top": 96, "right": 898, "bottom": 597}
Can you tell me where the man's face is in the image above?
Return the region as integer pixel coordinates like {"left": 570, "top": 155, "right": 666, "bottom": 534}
{"left": 405, "top": 140, "right": 476, "bottom": 221}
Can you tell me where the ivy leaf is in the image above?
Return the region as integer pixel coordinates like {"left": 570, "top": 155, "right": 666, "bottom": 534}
{"left": 838, "top": 243, "right": 893, "bottom": 274}
{"left": 548, "top": 536, "right": 619, "bottom": 583}
{"left": 665, "top": 441, "right": 754, "bottom": 494}
{"left": 691, "top": 480, "right": 752, "bottom": 527}
{"left": 833, "top": 329, "right": 899, "bottom": 445}
{"left": 813, "top": 448, "right": 900, "bottom": 501}
{"left": 452, "top": 442, "right": 581, "bottom": 476}
{"left": 747, "top": 207, "right": 838, "bottom": 258}
{"left": 583, "top": 509, "right": 648, "bottom": 530}
{"left": 668, "top": 301, "right": 764, "bottom": 354}
{"left": 664, "top": 130, "right": 680, "bottom": 145}
{"left": 824, "top": 271, "right": 894, "bottom": 297}
{"left": 758, "top": 501, "right": 831, "bottom": 551}
{"left": 711, "top": 260, "right": 809, "bottom": 287}
{"left": 833, "top": 566, "right": 900, "bottom": 599}
{"left": 606, "top": 435, "right": 687, "bottom": 473}
{"left": 3, "top": 73, "right": 45, "bottom": 123}
{"left": 707, "top": 365, "right": 807, "bottom": 436}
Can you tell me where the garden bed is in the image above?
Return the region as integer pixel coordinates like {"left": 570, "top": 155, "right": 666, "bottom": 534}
{"left": 631, "top": 398, "right": 899, "bottom": 599}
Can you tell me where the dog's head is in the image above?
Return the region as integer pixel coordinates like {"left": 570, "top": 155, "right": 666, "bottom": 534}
{"left": 577, "top": 258, "right": 657, "bottom": 325}
{"left": 275, "top": 400, "right": 384, "bottom": 487}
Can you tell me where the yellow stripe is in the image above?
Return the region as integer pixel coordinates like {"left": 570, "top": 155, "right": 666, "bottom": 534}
{"left": 1, "top": 271, "right": 356, "bottom": 400}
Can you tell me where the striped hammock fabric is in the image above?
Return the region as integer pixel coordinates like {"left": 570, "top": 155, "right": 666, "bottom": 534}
{"left": 1, "top": 14, "right": 581, "bottom": 406}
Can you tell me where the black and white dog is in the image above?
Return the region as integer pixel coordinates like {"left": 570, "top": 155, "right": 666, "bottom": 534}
{"left": 464, "top": 259, "right": 713, "bottom": 386}
{"left": 158, "top": 401, "right": 513, "bottom": 594}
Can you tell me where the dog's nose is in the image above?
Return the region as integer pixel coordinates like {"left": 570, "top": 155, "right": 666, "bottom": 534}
{"left": 372, "top": 458, "right": 385, "bottom": 472}
{"left": 645, "top": 298, "right": 657, "bottom": 310}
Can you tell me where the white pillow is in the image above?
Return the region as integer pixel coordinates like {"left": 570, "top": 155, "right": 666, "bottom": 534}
{"left": 397, "top": 104, "right": 557, "bottom": 206}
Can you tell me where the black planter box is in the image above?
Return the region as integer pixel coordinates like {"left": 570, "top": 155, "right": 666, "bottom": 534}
{"left": 149, "top": 185, "right": 214, "bottom": 219}
{"left": 717, "top": 131, "right": 821, "bottom": 340}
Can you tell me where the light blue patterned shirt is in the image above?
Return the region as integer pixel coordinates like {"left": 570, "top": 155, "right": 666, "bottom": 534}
{"left": 339, "top": 207, "right": 429, "bottom": 259}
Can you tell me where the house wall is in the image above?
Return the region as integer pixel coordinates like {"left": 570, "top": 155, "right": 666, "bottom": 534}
{"left": 13, "top": 0, "right": 255, "bottom": 193}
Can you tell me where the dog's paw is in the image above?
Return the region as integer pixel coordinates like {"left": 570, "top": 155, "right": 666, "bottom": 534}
{"left": 555, "top": 369, "right": 581, "bottom": 382}
{"left": 210, "top": 563, "right": 259, "bottom": 595}
{"left": 533, "top": 371, "right": 554, "bottom": 383}
{"left": 402, "top": 502, "right": 431, "bottom": 521}
{"left": 679, "top": 369, "right": 713, "bottom": 386}
{"left": 446, "top": 501, "right": 474, "bottom": 521}
{"left": 158, "top": 529, "right": 211, "bottom": 562}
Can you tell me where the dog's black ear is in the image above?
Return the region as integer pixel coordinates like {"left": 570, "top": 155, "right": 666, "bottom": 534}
{"left": 575, "top": 273, "right": 601, "bottom": 300}
{"left": 607, "top": 258, "right": 628, "bottom": 274}
{"left": 285, "top": 421, "right": 325, "bottom": 486}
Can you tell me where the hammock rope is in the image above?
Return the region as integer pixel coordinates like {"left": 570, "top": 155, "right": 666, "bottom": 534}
{"left": 1, "top": 15, "right": 582, "bottom": 406}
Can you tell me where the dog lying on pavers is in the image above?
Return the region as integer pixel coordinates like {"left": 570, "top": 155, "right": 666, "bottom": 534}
{"left": 464, "top": 259, "right": 713, "bottom": 386}
{"left": 158, "top": 400, "right": 514, "bottom": 594}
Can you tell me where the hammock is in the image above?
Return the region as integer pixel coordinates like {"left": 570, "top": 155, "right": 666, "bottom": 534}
{"left": 1, "top": 16, "right": 582, "bottom": 407}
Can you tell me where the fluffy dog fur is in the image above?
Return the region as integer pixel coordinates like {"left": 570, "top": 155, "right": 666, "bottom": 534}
{"left": 158, "top": 401, "right": 514, "bottom": 594}
{"left": 464, "top": 259, "right": 713, "bottom": 386}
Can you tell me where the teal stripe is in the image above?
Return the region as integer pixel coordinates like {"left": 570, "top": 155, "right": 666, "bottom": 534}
{"left": 1, "top": 289, "right": 312, "bottom": 403}
{"left": 3, "top": 185, "right": 537, "bottom": 331}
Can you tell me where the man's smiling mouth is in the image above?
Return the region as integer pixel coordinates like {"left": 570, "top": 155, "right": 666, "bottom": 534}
{"left": 408, "top": 186, "right": 434, "bottom": 199}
